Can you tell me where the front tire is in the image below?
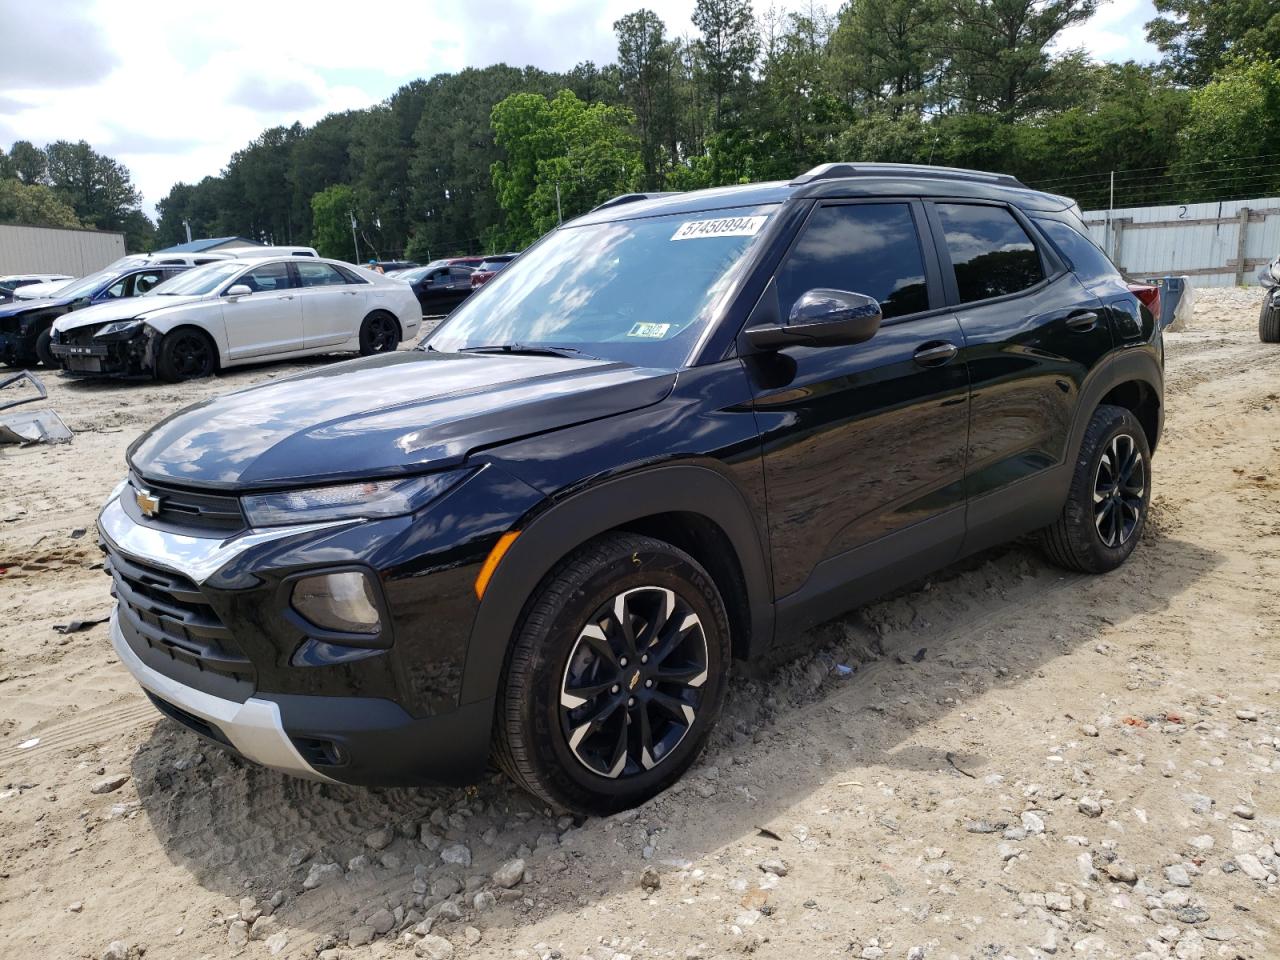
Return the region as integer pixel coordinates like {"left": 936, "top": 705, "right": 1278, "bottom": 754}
{"left": 494, "top": 533, "right": 731, "bottom": 814}
{"left": 1042, "top": 404, "right": 1151, "bottom": 573}
{"left": 1260, "top": 296, "right": 1280, "bottom": 342}
{"left": 35, "top": 327, "right": 56, "bottom": 368}
{"left": 359, "top": 312, "right": 400, "bottom": 355}
{"left": 157, "top": 328, "right": 217, "bottom": 382}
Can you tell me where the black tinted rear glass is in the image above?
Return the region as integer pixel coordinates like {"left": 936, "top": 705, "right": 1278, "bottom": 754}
{"left": 936, "top": 203, "right": 1044, "bottom": 303}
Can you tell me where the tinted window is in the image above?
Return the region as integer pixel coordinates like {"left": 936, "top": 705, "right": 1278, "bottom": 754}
{"left": 776, "top": 203, "right": 929, "bottom": 321}
{"left": 936, "top": 203, "right": 1044, "bottom": 303}
{"left": 1034, "top": 218, "right": 1119, "bottom": 281}
{"left": 296, "top": 262, "right": 347, "bottom": 287}
{"left": 239, "top": 262, "right": 294, "bottom": 292}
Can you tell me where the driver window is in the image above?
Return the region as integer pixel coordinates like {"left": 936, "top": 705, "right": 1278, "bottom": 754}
{"left": 133, "top": 272, "right": 163, "bottom": 295}
{"left": 239, "top": 262, "right": 293, "bottom": 293}
{"left": 105, "top": 278, "right": 128, "bottom": 298}
{"left": 776, "top": 203, "right": 929, "bottom": 322}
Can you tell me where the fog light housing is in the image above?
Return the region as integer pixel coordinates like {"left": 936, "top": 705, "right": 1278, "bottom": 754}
{"left": 292, "top": 571, "right": 381, "bottom": 635}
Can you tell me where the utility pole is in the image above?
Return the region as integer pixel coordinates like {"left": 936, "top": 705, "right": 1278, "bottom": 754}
{"left": 555, "top": 182, "right": 563, "bottom": 225}
{"left": 350, "top": 212, "right": 360, "bottom": 263}
{"left": 1106, "top": 170, "right": 1115, "bottom": 256}
{"left": 182, "top": 219, "right": 192, "bottom": 244}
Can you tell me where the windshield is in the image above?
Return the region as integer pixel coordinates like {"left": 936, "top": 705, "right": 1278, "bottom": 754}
{"left": 55, "top": 268, "right": 120, "bottom": 300}
{"left": 427, "top": 203, "right": 775, "bottom": 368}
{"left": 151, "top": 260, "right": 244, "bottom": 295}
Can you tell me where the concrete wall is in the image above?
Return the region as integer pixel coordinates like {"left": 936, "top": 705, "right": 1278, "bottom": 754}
{"left": 0, "top": 223, "right": 127, "bottom": 276}
{"left": 1082, "top": 197, "right": 1280, "bottom": 287}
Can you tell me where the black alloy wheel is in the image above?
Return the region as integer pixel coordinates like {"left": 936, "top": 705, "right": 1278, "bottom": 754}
{"left": 158, "top": 329, "right": 216, "bottom": 382}
{"left": 559, "top": 586, "right": 709, "bottom": 779}
{"left": 1092, "top": 432, "right": 1146, "bottom": 548}
{"left": 359, "top": 313, "right": 399, "bottom": 355}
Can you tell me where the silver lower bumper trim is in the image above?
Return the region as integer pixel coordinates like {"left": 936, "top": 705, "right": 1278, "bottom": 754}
{"left": 111, "top": 611, "right": 335, "bottom": 782}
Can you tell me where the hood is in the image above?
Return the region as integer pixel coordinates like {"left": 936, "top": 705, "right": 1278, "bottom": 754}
{"left": 129, "top": 350, "right": 676, "bottom": 490}
{"left": 0, "top": 295, "right": 74, "bottom": 319}
{"left": 53, "top": 295, "right": 201, "bottom": 334}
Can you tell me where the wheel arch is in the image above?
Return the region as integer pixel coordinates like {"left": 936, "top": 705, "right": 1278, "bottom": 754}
{"left": 1070, "top": 347, "right": 1163, "bottom": 460}
{"left": 157, "top": 323, "right": 222, "bottom": 371}
{"left": 459, "top": 463, "right": 774, "bottom": 707}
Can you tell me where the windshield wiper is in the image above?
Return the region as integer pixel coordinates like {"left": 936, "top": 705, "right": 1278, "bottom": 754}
{"left": 459, "top": 343, "right": 597, "bottom": 359}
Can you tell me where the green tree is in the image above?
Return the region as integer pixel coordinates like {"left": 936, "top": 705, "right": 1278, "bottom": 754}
{"left": 1147, "top": 0, "right": 1280, "bottom": 86}
{"left": 1172, "top": 59, "right": 1280, "bottom": 202}
{"left": 941, "top": 0, "right": 1098, "bottom": 117}
{"left": 8, "top": 140, "right": 48, "bottom": 184}
{"left": 692, "top": 0, "right": 760, "bottom": 132}
{"left": 614, "top": 10, "right": 680, "bottom": 188}
{"left": 0, "top": 179, "right": 82, "bottom": 228}
{"left": 830, "top": 0, "right": 942, "bottom": 114}
{"left": 44, "top": 139, "right": 143, "bottom": 230}
{"left": 310, "top": 184, "right": 359, "bottom": 260}
{"left": 490, "top": 90, "right": 641, "bottom": 247}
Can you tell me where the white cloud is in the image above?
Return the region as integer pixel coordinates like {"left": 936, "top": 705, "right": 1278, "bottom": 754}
{"left": 1056, "top": 0, "right": 1160, "bottom": 63}
{"left": 0, "top": 0, "right": 1162, "bottom": 218}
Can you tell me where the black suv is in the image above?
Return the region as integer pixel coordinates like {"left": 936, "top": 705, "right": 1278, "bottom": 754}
{"left": 100, "top": 164, "right": 1161, "bottom": 813}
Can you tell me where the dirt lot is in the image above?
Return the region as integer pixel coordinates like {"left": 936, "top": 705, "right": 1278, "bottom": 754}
{"left": 2, "top": 289, "right": 1278, "bottom": 960}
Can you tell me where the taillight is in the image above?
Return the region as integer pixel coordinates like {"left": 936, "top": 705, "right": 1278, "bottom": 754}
{"left": 1130, "top": 284, "right": 1160, "bottom": 321}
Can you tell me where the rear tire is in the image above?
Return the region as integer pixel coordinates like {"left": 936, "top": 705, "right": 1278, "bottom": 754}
{"left": 1042, "top": 404, "right": 1151, "bottom": 574}
{"left": 157, "top": 328, "right": 217, "bottom": 382}
{"left": 494, "top": 533, "right": 731, "bottom": 814}
{"left": 35, "top": 327, "right": 55, "bottom": 368}
{"left": 359, "top": 312, "right": 400, "bottom": 355}
{"left": 1260, "top": 297, "right": 1280, "bottom": 342}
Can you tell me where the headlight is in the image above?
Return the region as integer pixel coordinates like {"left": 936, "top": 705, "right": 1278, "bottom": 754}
{"left": 94, "top": 319, "right": 144, "bottom": 341}
{"left": 292, "top": 571, "right": 381, "bottom": 634}
{"left": 240, "top": 470, "right": 470, "bottom": 527}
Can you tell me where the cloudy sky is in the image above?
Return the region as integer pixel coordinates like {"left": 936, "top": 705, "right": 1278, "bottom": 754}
{"left": 1, "top": 0, "right": 1159, "bottom": 218}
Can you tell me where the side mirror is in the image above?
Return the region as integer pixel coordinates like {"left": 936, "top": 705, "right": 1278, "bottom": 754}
{"left": 746, "top": 288, "right": 883, "bottom": 350}
{"left": 225, "top": 284, "right": 252, "bottom": 299}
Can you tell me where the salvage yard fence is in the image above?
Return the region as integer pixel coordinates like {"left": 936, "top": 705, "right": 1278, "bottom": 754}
{"left": 1081, "top": 196, "right": 1280, "bottom": 287}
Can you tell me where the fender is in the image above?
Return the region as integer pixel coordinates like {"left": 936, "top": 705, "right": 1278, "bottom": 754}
{"left": 1067, "top": 343, "right": 1163, "bottom": 461}
{"left": 458, "top": 462, "right": 775, "bottom": 706}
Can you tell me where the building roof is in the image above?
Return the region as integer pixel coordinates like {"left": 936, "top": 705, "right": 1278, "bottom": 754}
{"left": 154, "top": 236, "right": 262, "bottom": 253}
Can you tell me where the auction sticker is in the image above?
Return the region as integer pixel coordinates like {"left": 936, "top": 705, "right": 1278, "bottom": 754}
{"left": 627, "top": 322, "right": 671, "bottom": 339}
{"left": 671, "top": 215, "right": 768, "bottom": 241}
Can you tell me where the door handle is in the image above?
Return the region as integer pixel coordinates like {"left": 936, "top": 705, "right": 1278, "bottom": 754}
{"left": 913, "top": 341, "right": 958, "bottom": 367}
{"left": 1065, "top": 310, "right": 1099, "bottom": 332}
{"left": 342, "top": 290, "right": 358, "bottom": 295}
{"left": 275, "top": 294, "right": 295, "bottom": 300}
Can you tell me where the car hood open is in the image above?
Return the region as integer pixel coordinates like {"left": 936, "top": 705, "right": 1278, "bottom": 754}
{"left": 53, "top": 296, "right": 202, "bottom": 333}
{"left": 129, "top": 350, "right": 677, "bottom": 490}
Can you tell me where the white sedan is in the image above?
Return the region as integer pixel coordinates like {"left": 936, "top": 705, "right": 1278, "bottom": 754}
{"left": 48, "top": 256, "right": 422, "bottom": 381}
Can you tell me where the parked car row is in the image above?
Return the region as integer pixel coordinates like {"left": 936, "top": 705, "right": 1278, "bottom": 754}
{"left": 0, "top": 274, "right": 73, "bottom": 304}
{"left": 390, "top": 254, "right": 519, "bottom": 313}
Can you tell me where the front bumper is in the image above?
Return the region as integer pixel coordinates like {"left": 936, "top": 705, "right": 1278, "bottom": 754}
{"left": 50, "top": 334, "right": 153, "bottom": 378}
{"left": 110, "top": 612, "right": 332, "bottom": 780}
{"left": 96, "top": 465, "right": 542, "bottom": 785}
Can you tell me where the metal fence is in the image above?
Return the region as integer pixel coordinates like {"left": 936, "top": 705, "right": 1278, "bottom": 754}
{"left": 1081, "top": 196, "right": 1280, "bottom": 287}
{"left": 0, "top": 222, "right": 126, "bottom": 276}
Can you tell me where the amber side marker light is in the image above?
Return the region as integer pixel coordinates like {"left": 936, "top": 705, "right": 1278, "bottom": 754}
{"left": 474, "top": 531, "right": 521, "bottom": 599}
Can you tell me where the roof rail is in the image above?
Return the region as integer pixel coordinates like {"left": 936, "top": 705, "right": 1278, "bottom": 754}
{"left": 590, "top": 191, "right": 682, "bottom": 212}
{"left": 791, "top": 162, "right": 1024, "bottom": 188}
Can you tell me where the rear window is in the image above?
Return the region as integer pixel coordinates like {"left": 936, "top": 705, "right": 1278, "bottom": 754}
{"left": 1034, "top": 217, "right": 1120, "bottom": 281}
{"left": 936, "top": 203, "right": 1045, "bottom": 304}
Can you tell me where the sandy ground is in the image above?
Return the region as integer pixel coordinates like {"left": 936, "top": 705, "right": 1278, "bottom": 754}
{"left": 1, "top": 289, "right": 1278, "bottom": 960}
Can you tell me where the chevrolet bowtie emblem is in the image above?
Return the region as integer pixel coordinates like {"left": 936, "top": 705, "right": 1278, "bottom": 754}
{"left": 135, "top": 488, "right": 162, "bottom": 518}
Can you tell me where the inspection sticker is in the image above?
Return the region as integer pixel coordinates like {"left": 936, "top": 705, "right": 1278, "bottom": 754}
{"left": 627, "top": 322, "right": 672, "bottom": 339}
{"left": 671, "top": 215, "right": 768, "bottom": 241}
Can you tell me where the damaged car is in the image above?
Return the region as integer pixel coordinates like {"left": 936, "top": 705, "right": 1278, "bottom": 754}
{"left": 49, "top": 255, "right": 422, "bottom": 381}
{"left": 0, "top": 263, "right": 187, "bottom": 368}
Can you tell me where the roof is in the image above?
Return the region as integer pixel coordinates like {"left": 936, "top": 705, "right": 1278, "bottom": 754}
{"left": 573, "top": 163, "right": 1076, "bottom": 227}
{"left": 154, "top": 236, "right": 262, "bottom": 253}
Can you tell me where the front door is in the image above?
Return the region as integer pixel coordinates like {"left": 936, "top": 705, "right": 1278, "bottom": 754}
{"left": 222, "top": 261, "right": 303, "bottom": 359}
{"left": 746, "top": 200, "right": 970, "bottom": 629}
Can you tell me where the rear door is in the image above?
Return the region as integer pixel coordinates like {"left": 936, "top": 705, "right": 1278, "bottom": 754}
{"left": 926, "top": 200, "right": 1113, "bottom": 551}
{"left": 296, "top": 260, "right": 364, "bottom": 348}
{"left": 747, "top": 199, "right": 970, "bottom": 621}
{"left": 221, "top": 261, "right": 304, "bottom": 359}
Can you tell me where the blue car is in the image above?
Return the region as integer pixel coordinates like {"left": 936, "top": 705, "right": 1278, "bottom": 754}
{"left": 0, "top": 261, "right": 190, "bottom": 368}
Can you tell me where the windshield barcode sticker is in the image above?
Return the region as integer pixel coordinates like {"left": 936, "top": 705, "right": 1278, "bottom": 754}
{"left": 627, "top": 322, "right": 671, "bottom": 339}
{"left": 671, "top": 216, "right": 768, "bottom": 241}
